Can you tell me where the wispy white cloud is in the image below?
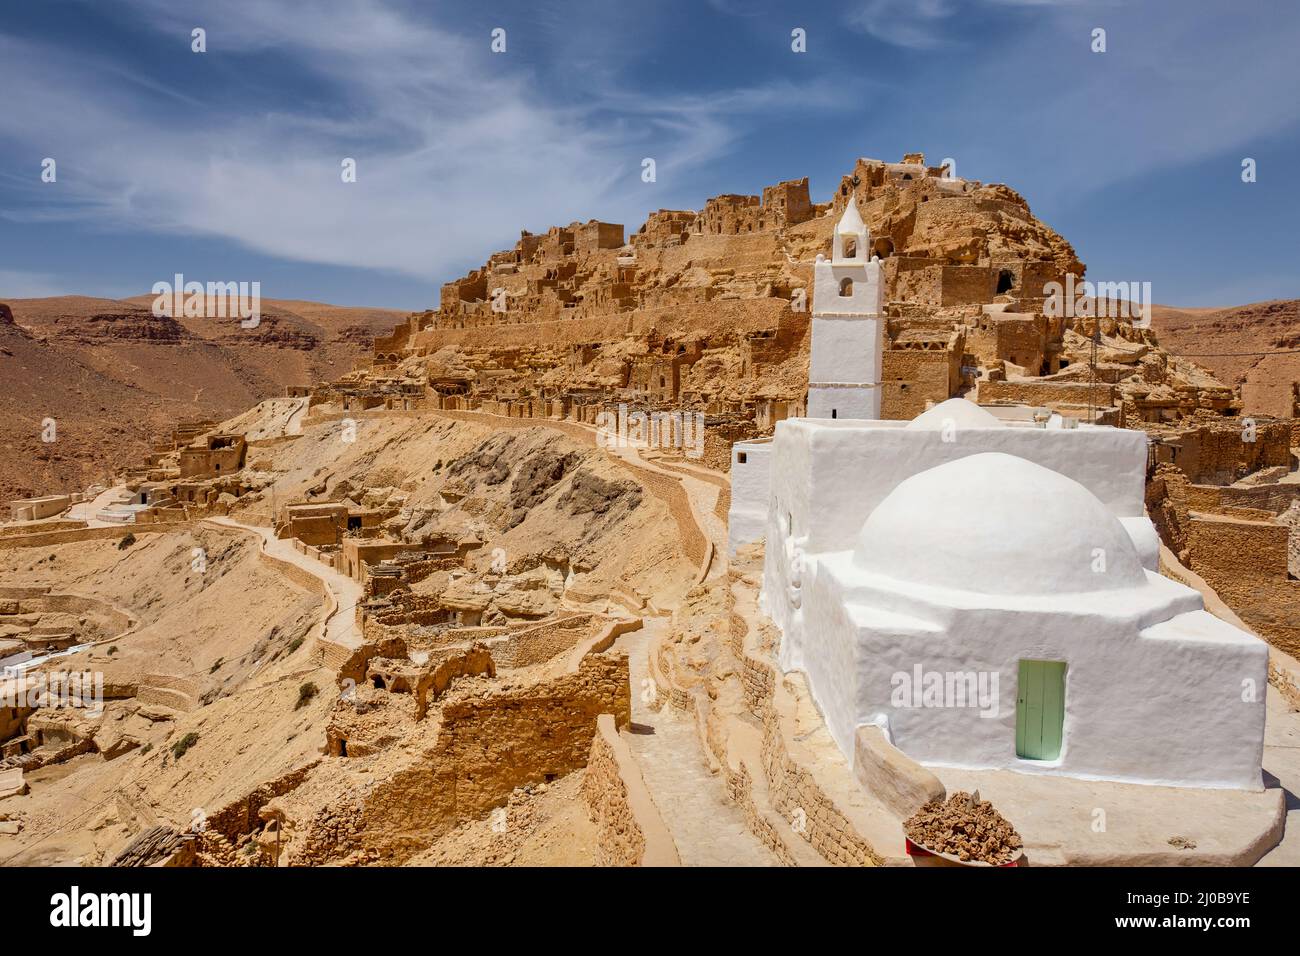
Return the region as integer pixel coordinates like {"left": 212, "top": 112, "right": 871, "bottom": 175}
{"left": 846, "top": 0, "right": 958, "bottom": 50}
{"left": 836, "top": 0, "right": 1300, "bottom": 197}
{"left": 944, "top": 3, "right": 1300, "bottom": 194}
{"left": 845, "top": 0, "right": 1083, "bottom": 50}
{"left": 0, "top": 0, "right": 831, "bottom": 286}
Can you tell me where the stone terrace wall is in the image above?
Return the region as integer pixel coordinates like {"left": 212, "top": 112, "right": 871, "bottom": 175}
{"left": 256, "top": 546, "right": 330, "bottom": 596}
{"left": 0, "top": 519, "right": 85, "bottom": 539}
{"left": 0, "top": 521, "right": 191, "bottom": 551}
{"left": 613, "top": 459, "right": 708, "bottom": 568}
{"left": 485, "top": 613, "right": 596, "bottom": 668}
{"left": 2, "top": 590, "right": 136, "bottom": 635}
{"left": 136, "top": 673, "right": 201, "bottom": 712}
{"left": 980, "top": 379, "right": 1115, "bottom": 408}
{"left": 581, "top": 712, "right": 681, "bottom": 866}
{"left": 648, "top": 578, "right": 882, "bottom": 866}
{"left": 1208, "top": 481, "right": 1300, "bottom": 516}
{"left": 430, "top": 408, "right": 597, "bottom": 446}
{"left": 732, "top": 606, "right": 883, "bottom": 867}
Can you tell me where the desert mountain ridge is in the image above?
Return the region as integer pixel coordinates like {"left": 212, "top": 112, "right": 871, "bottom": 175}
{"left": 0, "top": 295, "right": 405, "bottom": 500}
{"left": 1149, "top": 299, "right": 1300, "bottom": 417}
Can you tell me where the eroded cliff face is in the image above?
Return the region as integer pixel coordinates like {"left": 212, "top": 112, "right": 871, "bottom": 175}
{"left": 1152, "top": 299, "right": 1300, "bottom": 418}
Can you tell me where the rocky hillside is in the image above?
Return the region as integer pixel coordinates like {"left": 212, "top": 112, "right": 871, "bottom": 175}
{"left": 359, "top": 155, "right": 1232, "bottom": 432}
{"left": 1150, "top": 300, "right": 1300, "bottom": 417}
{"left": 0, "top": 296, "right": 405, "bottom": 501}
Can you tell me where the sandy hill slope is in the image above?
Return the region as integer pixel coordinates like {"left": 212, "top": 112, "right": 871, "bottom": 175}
{"left": 0, "top": 527, "right": 331, "bottom": 866}
{"left": 0, "top": 296, "right": 406, "bottom": 501}
{"left": 1150, "top": 299, "right": 1300, "bottom": 416}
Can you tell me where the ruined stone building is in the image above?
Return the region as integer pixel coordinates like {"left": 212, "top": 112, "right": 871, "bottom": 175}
{"left": 333, "top": 154, "right": 1231, "bottom": 460}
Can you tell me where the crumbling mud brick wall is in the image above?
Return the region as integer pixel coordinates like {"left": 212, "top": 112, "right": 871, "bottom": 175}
{"left": 412, "top": 646, "right": 496, "bottom": 720}
{"left": 881, "top": 349, "right": 957, "bottom": 419}
{"left": 1151, "top": 420, "right": 1293, "bottom": 484}
{"left": 1147, "top": 463, "right": 1300, "bottom": 657}
{"left": 701, "top": 422, "right": 763, "bottom": 473}
{"left": 295, "top": 651, "right": 631, "bottom": 864}
{"left": 194, "top": 762, "right": 321, "bottom": 866}
{"left": 1186, "top": 515, "right": 1300, "bottom": 658}
{"left": 335, "top": 635, "right": 409, "bottom": 690}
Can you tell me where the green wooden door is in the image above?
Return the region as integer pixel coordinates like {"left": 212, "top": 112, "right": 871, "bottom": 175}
{"left": 1016, "top": 659, "right": 1066, "bottom": 760}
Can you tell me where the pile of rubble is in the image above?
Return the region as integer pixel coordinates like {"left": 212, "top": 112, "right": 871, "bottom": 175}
{"left": 905, "top": 790, "right": 1023, "bottom": 865}
{"left": 111, "top": 825, "right": 197, "bottom": 867}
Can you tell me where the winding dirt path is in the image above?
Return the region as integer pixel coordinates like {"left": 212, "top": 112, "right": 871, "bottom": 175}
{"left": 203, "top": 516, "right": 363, "bottom": 652}
{"left": 619, "top": 618, "right": 776, "bottom": 865}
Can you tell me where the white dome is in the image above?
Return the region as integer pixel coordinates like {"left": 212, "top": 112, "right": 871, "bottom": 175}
{"left": 906, "top": 397, "right": 1001, "bottom": 431}
{"left": 851, "top": 452, "right": 1147, "bottom": 596}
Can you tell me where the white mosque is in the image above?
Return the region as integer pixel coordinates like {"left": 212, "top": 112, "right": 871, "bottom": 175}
{"left": 728, "top": 201, "right": 1269, "bottom": 791}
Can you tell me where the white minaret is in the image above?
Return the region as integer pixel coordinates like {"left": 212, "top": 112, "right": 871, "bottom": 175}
{"left": 807, "top": 200, "right": 884, "bottom": 420}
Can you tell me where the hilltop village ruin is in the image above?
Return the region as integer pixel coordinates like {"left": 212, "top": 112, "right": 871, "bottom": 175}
{"left": 1, "top": 155, "right": 1298, "bottom": 866}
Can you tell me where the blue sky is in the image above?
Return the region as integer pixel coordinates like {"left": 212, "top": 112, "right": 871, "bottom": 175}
{"left": 0, "top": 0, "right": 1295, "bottom": 310}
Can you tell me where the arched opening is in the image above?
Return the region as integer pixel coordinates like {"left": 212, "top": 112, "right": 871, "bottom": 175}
{"left": 996, "top": 269, "right": 1015, "bottom": 294}
{"left": 372, "top": 675, "right": 386, "bottom": 690}
{"left": 902, "top": 173, "right": 913, "bottom": 181}
{"left": 842, "top": 237, "right": 857, "bottom": 259}
{"left": 838, "top": 277, "right": 854, "bottom": 297}
{"left": 872, "top": 237, "right": 894, "bottom": 259}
